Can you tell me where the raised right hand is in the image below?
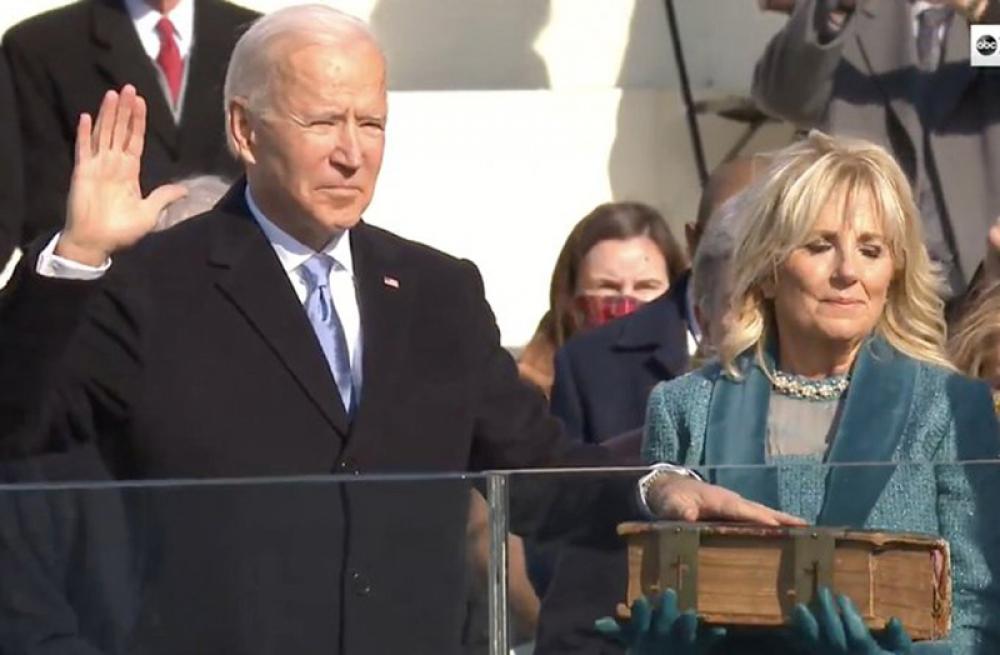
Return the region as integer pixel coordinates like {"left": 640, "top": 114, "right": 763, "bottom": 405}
{"left": 647, "top": 475, "right": 806, "bottom": 526}
{"left": 56, "top": 85, "right": 186, "bottom": 266}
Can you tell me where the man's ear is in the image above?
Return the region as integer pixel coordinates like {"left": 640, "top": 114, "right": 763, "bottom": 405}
{"left": 228, "top": 100, "right": 257, "bottom": 165}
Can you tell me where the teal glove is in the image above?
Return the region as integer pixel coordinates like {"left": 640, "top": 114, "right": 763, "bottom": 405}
{"left": 790, "top": 587, "right": 912, "bottom": 654}
{"left": 594, "top": 589, "right": 726, "bottom": 655}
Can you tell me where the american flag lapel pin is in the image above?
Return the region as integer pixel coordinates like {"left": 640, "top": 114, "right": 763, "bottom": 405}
{"left": 383, "top": 275, "right": 400, "bottom": 289}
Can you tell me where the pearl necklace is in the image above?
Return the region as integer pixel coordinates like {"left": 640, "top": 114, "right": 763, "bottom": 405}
{"left": 771, "top": 370, "right": 850, "bottom": 401}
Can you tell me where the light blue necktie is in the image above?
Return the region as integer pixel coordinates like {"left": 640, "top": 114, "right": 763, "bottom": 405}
{"left": 301, "top": 254, "right": 355, "bottom": 416}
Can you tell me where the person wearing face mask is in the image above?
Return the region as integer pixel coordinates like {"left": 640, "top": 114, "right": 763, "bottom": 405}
{"left": 620, "top": 131, "right": 1000, "bottom": 654}
{"left": 512, "top": 202, "right": 684, "bottom": 610}
{"left": 545, "top": 159, "right": 756, "bottom": 456}
{"left": 517, "top": 202, "right": 687, "bottom": 399}
{"left": 533, "top": 159, "right": 757, "bottom": 655}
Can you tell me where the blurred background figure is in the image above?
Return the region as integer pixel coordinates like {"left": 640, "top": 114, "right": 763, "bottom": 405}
{"left": 155, "top": 174, "right": 230, "bottom": 231}
{"left": 688, "top": 192, "right": 745, "bottom": 364}
{"left": 754, "top": 0, "right": 1000, "bottom": 299}
{"left": 481, "top": 200, "right": 685, "bottom": 651}
{"left": 2, "top": 0, "right": 258, "bottom": 248}
{"left": 548, "top": 158, "right": 757, "bottom": 450}
{"left": 532, "top": 157, "right": 757, "bottom": 655}
{"left": 517, "top": 201, "right": 686, "bottom": 399}
{"left": 949, "top": 280, "right": 1000, "bottom": 410}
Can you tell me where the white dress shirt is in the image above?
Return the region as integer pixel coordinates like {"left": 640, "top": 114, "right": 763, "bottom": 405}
{"left": 123, "top": 0, "right": 195, "bottom": 61}
{"left": 911, "top": 0, "right": 952, "bottom": 43}
{"left": 244, "top": 188, "right": 364, "bottom": 397}
{"left": 36, "top": 237, "right": 112, "bottom": 280}
{"left": 683, "top": 280, "right": 700, "bottom": 357}
{"left": 35, "top": 187, "right": 365, "bottom": 398}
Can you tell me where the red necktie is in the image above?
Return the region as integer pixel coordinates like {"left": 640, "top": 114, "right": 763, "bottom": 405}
{"left": 155, "top": 17, "right": 183, "bottom": 106}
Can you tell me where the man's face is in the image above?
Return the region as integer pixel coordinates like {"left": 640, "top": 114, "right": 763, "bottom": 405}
{"left": 144, "top": 0, "right": 181, "bottom": 14}
{"left": 239, "top": 39, "right": 387, "bottom": 247}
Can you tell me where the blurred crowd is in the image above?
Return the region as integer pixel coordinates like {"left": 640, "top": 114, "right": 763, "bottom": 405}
{"left": 1, "top": 1, "right": 1000, "bottom": 655}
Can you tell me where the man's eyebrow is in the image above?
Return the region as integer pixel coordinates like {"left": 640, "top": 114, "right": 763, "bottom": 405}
{"left": 305, "top": 110, "right": 348, "bottom": 121}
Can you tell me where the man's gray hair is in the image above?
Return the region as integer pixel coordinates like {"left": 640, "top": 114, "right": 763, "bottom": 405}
{"left": 156, "top": 175, "right": 232, "bottom": 231}
{"left": 223, "top": 4, "right": 384, "bottom": 152}
{"left": 691, "top": 193, "right": 745, "bottom": 322}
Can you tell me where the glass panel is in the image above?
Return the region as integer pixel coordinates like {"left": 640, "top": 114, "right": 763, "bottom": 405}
{"left": 2, "top": 458, "right": 999, "bottom": 653}
{"left": 0, "top": 448, "right": 490, "bottom": 654}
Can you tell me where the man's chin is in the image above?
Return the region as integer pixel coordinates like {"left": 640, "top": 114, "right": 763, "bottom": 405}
{"left": 315, "top": 211, "right": 363, "bottom": 233}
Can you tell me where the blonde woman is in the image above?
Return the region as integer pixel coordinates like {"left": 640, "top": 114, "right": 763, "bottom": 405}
{"left": 950, "top": 281, "right": 1000, "bottom": 414}
{"left": 618, "top": 132, "right": 1000, "bottom": 654}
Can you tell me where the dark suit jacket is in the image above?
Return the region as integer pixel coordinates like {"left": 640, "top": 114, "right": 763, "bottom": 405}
{"left": 536, "top": 276, "right": 690, "bottom": 655}
{"left": 0, "top": 50, "right": 23, "bottom": 265}
{"left": 3, "top": 0, "right": 257, "bottom": 246}
{"left": 0, "top": 184, "right": 625, "bottom": 653}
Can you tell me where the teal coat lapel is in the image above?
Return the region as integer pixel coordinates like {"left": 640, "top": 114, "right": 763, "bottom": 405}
{"left": 817, "top": 338, "right": 916, "bottom": 527}
{"left": 703, "top": 337, "right": 917, "bottom": 527}
{"left": 703, "top": 349, "right": 780, "bottom": 509}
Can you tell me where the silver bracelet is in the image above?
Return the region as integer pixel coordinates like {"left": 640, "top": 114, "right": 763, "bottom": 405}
{"left": 637, "top": 463, "right": 705, "bottom": 518}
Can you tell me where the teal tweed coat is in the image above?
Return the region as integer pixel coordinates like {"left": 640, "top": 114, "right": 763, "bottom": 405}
{"left": 643, "top": 338, "right": 1000, "bottom": 654}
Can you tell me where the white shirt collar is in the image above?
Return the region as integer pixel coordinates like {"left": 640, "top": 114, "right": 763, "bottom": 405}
{"left": 909, "top": 1, "right": 953, "bottom": 44}
{"left": 123, "top": 0, "right": 195, "bottom": 61}
{"left": 911, "top": 1, "right": 941, "bottom": 13}
{"left": 243, "top": 185, "right": 355, "bottom": 279}
{"left": 911, "top": 0, "right": 953, "bottom": 21}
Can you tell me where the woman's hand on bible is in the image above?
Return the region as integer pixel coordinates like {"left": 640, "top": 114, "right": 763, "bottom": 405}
{"left": 594, "top": 589, "right": 726, "bottom": 655}
{"left": 57, "top": 84, "right": 187, "bottom": 266}
{"left": 646, "top": 474, "right": 807, "bottom": 526}
{"left": 790, "top": 587, "right": 912, "bottom": 654}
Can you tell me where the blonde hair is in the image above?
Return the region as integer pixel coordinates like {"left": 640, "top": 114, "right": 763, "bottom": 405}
{"left": 718, "top": 131, "right": 951, "bottom": 378}
{"left": 949, "top": 281, "right": 1000, "bottom": 381}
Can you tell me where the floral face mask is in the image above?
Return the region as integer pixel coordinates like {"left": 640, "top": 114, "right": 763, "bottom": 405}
{"left": 575, "top": 294, "right": 645, "bottom": 329}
